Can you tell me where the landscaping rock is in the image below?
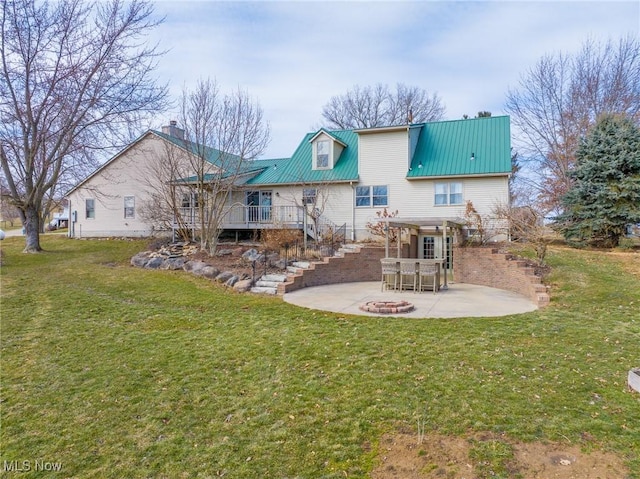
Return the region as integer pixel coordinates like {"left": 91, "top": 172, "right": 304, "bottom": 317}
{"left": 162, "top": 257, "right": 186, "bottom": 270}
{"left": 144, "top": 257, "right": 164, "bottom": 269}
{"left": 215, "top": 271, "right": 234, "bottom": 283}
{"left": 224, "top": 275, "right": 239, "bottom": 287}
{"left": 131, "top": 252, "right": 151, "bottom": 267}
{"left": 183, "top": 260, "right": 208, "bottom": 274}
{"left": 266, "top": 252, "right": 280, "bottom": 266}
{"left": 131, "top": 251, "right": 149, "bottom": 268}
{"left": 242, "top": 248, "right": 263, "bottom": 262}
{"left": 200, "top": 265, "right": 220, "bottom": 279}
{"left": 233, "top": 279, "right": 253, "bottom": 292}
{"left": 273, "top": 259, "right": 288, "bottom": 269}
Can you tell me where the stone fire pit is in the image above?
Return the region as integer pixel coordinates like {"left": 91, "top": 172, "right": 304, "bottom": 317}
{"left": 359, "top": 300, "right": 414, "bottom": 314}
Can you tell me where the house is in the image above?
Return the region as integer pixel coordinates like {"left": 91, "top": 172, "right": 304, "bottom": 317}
{"left": 65, "top": 122, "right": 266, "bottom": 238}
{"left": 66, "top": 116, "right": 512, "bottom": 255}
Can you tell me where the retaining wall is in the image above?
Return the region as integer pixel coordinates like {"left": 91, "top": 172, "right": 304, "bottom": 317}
{"left": 279, "top": 244, "right": 550, "bottom": 309}
{"left": 453, "top": 246, "right": 550, "bottom": 308}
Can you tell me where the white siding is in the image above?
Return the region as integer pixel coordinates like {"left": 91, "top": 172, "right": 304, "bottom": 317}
{"left": 355, "top": 131, "right": 407, "bottom": 239}
{"left": 67, "top": 134, "right": 190, "bottom": 238}
{"left": 351, "top": 129, "right": 509, "bottom": 240}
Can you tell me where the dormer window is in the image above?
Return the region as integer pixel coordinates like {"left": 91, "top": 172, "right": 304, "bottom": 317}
{"left": 311, "top": 130, "right": 346, "bottom": 170}
{"left": 316, "top": 140, "right": 329, "bottom": 169}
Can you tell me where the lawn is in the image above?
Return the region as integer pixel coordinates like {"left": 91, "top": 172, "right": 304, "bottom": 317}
{"left": 1, "top": 236, "right": 639, "bottom": 478}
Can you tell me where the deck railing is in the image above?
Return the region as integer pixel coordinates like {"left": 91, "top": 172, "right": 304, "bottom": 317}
{"left": 175, "top": 204, "right": 305, "bottom": 230}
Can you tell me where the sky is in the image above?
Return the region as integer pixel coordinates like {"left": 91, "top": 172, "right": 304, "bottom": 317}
{"left": 150, "top": 0, "right": 639, "bottom": 159}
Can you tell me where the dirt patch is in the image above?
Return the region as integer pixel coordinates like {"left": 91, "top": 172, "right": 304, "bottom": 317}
{"left": 372, "top": 431, "right": 629, "bottom": 479}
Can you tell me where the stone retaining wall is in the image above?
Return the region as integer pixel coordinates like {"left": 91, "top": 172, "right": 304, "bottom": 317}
{"left": 281, "top": 244, "right": 550, "bottom": 309}
{"left": 453, "top": 246, "right": 550, "bottom": 308}
{"left": 278, "top": 246, "right": 385, "bottom": 294}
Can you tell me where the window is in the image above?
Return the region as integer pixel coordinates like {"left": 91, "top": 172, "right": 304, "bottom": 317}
{"left": 302, "top": 188, "right": 317, "bottom": 205}
{"left": 372, "top": 185, "right": 388, "bottom": 206}
{"left": 124, "top": 196, "right": 135, "bottom": 219}
{"left": 422, "top": 237, "right": 435, "bottom": 259}
{"left": 356, "top": 186, "right": 371, "bottom": 207}
{"left": 181, "top": 192, "right": 199, "bottom": 208}
{"left": 434, "top": 182, "right": 463, "bottom": 205}
{"left": 356, "top": 185, "right": 388, "bottom": 207}
{"left": 85, "top": 199, "right": 95, "bottom": 219}
{"left": 316, "top": 140, "right": 329, "bottom": 168}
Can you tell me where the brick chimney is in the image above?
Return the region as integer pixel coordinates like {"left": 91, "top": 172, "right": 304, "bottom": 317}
{"left": 162, "top": 120, "right": 185, "bottom": 140}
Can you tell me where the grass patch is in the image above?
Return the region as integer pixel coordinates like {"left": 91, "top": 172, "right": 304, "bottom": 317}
{"left": 1, "top": 236, "right": 639, "bottom": 477}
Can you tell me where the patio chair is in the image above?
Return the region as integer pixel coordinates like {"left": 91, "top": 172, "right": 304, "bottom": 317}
{"left": 380, "top": 259, "right": 399, "bottom": 291}
{"left": 418, "top": 262, "right": 439, "bottom": 294}
{"left": 399, "top": 260, "right": 417, "bottom": 292}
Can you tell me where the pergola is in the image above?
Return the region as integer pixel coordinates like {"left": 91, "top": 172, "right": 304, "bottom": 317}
{"left": 382, "top": 217, "right": 466, "bottom": 290}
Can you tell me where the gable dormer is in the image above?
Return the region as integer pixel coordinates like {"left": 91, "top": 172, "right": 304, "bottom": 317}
{"left": 310, "top": 129, "right": 347, "bottom": 170}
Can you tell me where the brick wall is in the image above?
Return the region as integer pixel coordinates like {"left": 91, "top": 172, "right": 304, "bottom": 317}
{"left": 278, "top": 246, "right": 385, "bottom": 294}
{"left": 453, "top": 246, "right": 550, "bottom": 308}
{"left": 279, "top": 244, "right": 550, "bottom": 309}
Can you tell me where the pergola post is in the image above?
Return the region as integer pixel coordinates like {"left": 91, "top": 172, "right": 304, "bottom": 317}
{"left": 384, "top": 219, "right": 389, "bottom": 258}
{"left": 442, "top": 220, "right": 449, "bottom": 290}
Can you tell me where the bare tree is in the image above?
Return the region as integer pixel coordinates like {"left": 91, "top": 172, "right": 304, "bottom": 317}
{"left": 505, "top": 36, "right": 640, "bottom": 215}
{"left": 0, "top": 0, "right": 168, "bottom": 252}
{"left": 177, "top": 79, "right": 270, "bottom": 254}
{"left": 494, "top": 203, "right": 551, "bottom": 264}
{"left": 322, "top": 83, "right": 445, "bottom": 129}
{"left": 138, "top": 139, "right": 194, "bottom": 241}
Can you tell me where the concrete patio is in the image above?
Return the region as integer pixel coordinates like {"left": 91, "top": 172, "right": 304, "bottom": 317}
{"left": 283, "top": 281, "right": 538, "bottom": 318}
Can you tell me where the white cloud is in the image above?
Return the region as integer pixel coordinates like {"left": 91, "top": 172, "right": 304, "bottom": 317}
{"left": 150, "top": 0, "right": 640, "bottom": 158}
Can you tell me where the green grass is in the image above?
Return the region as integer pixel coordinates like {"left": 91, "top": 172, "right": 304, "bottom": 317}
{"left": 1, "top": 236, "right": 639, "bottom": 478}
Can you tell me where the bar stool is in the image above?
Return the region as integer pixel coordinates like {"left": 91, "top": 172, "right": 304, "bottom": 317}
{"left": 380, "top": 259, "right": 399, "bottom": 291}
{"left": 418, "top": 262, "right": 439, "bottom": 294}
{"left": 399, "top": 260, "right": 417, "bottom": 292}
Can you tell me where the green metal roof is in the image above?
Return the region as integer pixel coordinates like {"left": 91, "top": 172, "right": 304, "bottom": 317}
{"left": 246, "top": 129, "right": 359, "bottom": 185}
{"left": 164, "top": 116, "right": 510, "bottom": 188}
{"left": 406, "top": 116, "right": 511, "bottom": 178}
{"left": 152, "top": 130, "right": 251, "bottom": 172}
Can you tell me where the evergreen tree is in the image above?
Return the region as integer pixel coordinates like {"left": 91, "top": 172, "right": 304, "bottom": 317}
{"left": 559, "top": 114, "right": 640, "bottom": 247}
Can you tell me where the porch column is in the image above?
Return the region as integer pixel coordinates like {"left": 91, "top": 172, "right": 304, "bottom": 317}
{"left": 384, "top": 219, "right": 389, "bottom": 258}
{"left": 442, "top": 220, "right": 449, "bottom": 290}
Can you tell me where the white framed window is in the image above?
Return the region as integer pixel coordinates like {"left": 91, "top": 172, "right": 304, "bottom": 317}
{"left": 124, "top": 196, "right": 135, "bottom": 219}
{"left": 315, "top": 140, "right": 329, "bottom": 169}
{"left": 356, "top": 185, "right": 388, "bottom": 208}
{"left": 372, "top": 185, "right": 388, "bottom": 206}
{"left": 181, "top": 192, "right": 199, "bottom": 208}
{"left": 434, "top": 182, "right": 463, "bottom": 205}
{"left": 85, "top": 199, "right": 95, "bottom": 219}
{"left": 302, "top": 188, "right": 317, "bottom": 205}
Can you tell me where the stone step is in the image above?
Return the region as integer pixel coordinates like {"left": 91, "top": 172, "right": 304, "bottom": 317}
{"left": 255, "top": 280, "right": 281, "bottom": 288}
{"left": 261, "top": 273, "right": 288, "bottom": 282}
{"left": 291, "top": 261, "right": 311, "bottom": 269}
{"left": 250, "top": 286, "right": 278, "bottom": 295}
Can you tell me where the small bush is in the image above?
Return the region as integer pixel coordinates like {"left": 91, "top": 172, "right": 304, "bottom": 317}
{"left": 261, "top": 228, "right": 302, "bottom": 251}
{"left": 366, "top": 208, "right": 399, "bottom": 243}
